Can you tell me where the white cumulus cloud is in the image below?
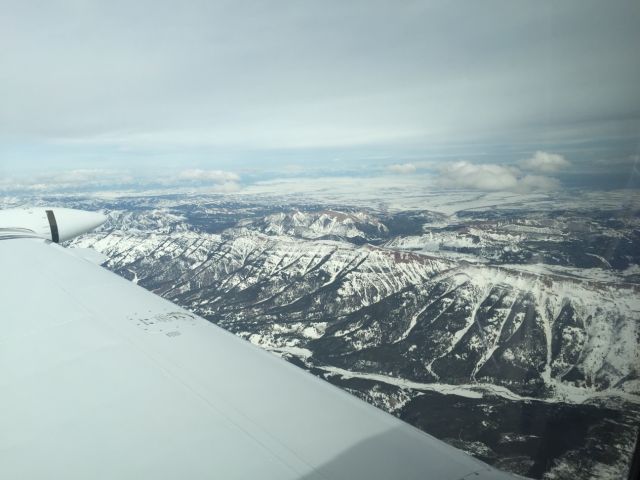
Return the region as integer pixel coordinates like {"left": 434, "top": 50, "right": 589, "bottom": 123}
{"left": 437, "top": 161, "right": 560, "bottom": 192}
{"left": 519, "top": 151, "right": 570, "bottom": 173}
{"left": 437, "top": 162, "right": 519, "bottom": 191}
{"left": 388, "top": 163, "right": 417, "bottom": 174}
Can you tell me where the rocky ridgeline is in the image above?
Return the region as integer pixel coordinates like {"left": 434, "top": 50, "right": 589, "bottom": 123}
{"left": 74, "top": 224, "right": 639, "bottom": 402}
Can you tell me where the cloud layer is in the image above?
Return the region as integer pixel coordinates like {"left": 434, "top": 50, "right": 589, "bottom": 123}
{"left": 1, "top": 0, "right": 638, "bottom": 175}
{"left": 0, "top": 169, "right": 241, "bottom": 193}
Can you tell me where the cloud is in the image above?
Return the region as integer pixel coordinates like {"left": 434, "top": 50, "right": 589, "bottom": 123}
{"left": 388, "top": 163, "right": 417, "bottom": 174}
{"left": 437, "top": 161, "right": 559, "bottom": 192}
{"left": 177, "top": 169, "right": 240, "bottom": 183}
{"left": 437, "top": 162, "right": 519, "bottom": 191}
{"left": 519, "top": 151, "right": 570, "bottom": 173}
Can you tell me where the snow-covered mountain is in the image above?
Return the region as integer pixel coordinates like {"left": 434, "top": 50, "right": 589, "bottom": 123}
{"left": 57, "top": 191, "right": 640, "bottom": 479}
{"left": 75, "top": 225, "right": 640, "bottom": 401}
{"left": 248, "top": 209, "right": 389, "bottom": 243}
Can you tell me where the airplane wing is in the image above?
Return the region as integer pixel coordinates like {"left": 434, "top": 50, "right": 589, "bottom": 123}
{"left": 0, "top": 208, "right": 517, "bottom": 479}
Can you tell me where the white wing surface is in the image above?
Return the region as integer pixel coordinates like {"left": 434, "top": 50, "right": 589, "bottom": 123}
{"left": 1, "top": 234, "right": 517, "bottom": 478}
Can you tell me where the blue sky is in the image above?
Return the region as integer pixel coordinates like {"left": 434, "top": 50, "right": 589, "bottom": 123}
{"left": 1, "top": 1, "right": 639, "bottom": 193}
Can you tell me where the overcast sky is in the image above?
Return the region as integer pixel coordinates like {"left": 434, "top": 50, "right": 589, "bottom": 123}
{"left": 1, "top": 1, "right": 639, "bottom": 192}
